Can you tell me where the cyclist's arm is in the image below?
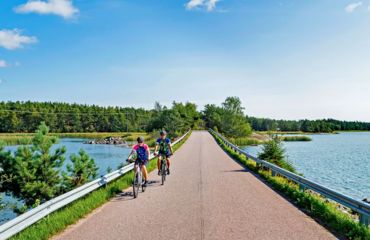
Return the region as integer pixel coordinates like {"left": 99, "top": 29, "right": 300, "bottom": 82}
{"left": 146, "top": 145, "right": 151, "bottom": 158}
{"left": 154, "top": 142, "right": 159, "bottom": 153}
{"left": 169, "top": 143, "right": 174, "bottom": 155}
{"left": 127, "top": 149, "right": 135, "bottom": 160}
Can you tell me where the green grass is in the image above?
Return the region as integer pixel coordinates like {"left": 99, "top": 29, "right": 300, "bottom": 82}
{"left": 211, "top": 131, "right": 370, "bottom": 240}
{"left": 10, "top": 131, "right": 191, "bottom": 240}
{"left": 228, "top": 137, "right": 261, "bottom": 146}
{"left": 0, "top": 132, "right": 151, "bottom": 146}
{"left": 0, "top": 136, "right": 32, "bottom": 145}
{"left": 280, "top": 135, "right": 312, "bottom": 142}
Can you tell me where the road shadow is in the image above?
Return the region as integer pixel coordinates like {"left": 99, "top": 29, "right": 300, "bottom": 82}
{"left": 222, "top": 169, "right": 249, "bottom": 173}
{"left": 112, "top": 180, "right": 162, "bottom": 202}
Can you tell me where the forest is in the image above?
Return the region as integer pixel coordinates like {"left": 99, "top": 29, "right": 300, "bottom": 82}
{"left": 0, "top": 101, "right": 201, "bottom": 137}
{"left": 247, "top": 117, "right": 370, "bottom": 133}
{"left": 1, "top": 99, "right": 370, "bottom": 136}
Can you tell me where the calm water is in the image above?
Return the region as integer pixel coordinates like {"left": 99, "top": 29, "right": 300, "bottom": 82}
{"left": 244, "top": 132, "right": 370, "bottom": 201}
{"left": 1, "top": 138, "right": 132, "bottom": 225}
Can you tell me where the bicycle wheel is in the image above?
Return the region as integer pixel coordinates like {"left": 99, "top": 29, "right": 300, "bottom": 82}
{"left": 142, "top": 176, "right": 146, "bottom": 192}
{"left": 161, "top": 161, "right": 166, "bottom": 185}
{"left": 133, "top": 173, "right": 139, "bottom": 198}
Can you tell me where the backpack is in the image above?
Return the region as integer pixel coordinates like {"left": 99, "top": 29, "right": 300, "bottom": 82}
{"left": 136, "top": 145, "right": 148, "bottom": 160}
{"left": 158, "top": 138, "right": 169, "bottom": 153}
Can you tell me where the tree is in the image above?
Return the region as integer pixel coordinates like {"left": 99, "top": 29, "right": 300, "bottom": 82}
{"left": 203, "top": 97, "right": 252, "bottom": 138}
{"left": 0, "top": 122, "right": 66, "bottom": 208}
{"left": 222, "top": 96, "right": 244, "bottom": 115}
{"left": 258, "top": 135, "right": 295, "bottom": 172}
{"left": 62, "top": 149, "right": 98, "bottom": 190}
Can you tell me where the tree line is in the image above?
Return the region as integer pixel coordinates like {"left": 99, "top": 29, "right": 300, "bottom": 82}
{"left": 1, "top": 99, "right": 370, "bottom": 136}
{"left": 0, "top": 101, "right": 201, "bottom": 137}
{"left": 247, "top": 117, "right": 370, "bottom": 133}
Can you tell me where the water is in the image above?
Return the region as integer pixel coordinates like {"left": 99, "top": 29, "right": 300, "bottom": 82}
{"left": 244, "top": 132, "right": 370, "bottom": 201}
{"left": 1, "top": 138, "right": 132, "bottom": 225}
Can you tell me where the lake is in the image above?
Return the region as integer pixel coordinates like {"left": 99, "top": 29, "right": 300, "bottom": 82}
{"left": 244, "top": 132, "right": 370, "bottom": 201}
{"left": 1, "top": 138, "right": 132, "bottom": 225}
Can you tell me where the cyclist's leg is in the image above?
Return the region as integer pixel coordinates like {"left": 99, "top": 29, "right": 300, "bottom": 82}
{"left": 166, "top": 155, "right": 171, "bottom": 174}
{"left": 141, "top": 163, "right": 148, "bottom": 181}
{"left": 166, "top": 156, "right": 171, "bottom": 169}
{"left": 157, "top": 155, "right": 162, "bottom": 170}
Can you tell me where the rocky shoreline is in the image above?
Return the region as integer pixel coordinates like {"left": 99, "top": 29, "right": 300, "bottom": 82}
{"left": 85, "top": 137, "right": 129, "bottom": 146}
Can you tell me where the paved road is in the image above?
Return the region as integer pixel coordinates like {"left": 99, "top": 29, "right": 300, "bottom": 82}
{"left": 54, "top": 131, "right": 335, "bottom": 240}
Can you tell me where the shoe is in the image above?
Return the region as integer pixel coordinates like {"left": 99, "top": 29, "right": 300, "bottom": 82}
{"left": 167, "top": 169, "right": 170, "bottom": 175}
{"left": 143, "top": 181, "right": 147, "bottom": 187}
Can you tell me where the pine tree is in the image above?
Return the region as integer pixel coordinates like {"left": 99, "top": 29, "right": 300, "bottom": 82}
{"left": 62, "top": 149, "right": 98, "bottom": 190}
{"left": 258, "top": 135, "right": 296, "bottom": 173}
{"left": 0, "top": 122, "right": 66, "bottom": 208}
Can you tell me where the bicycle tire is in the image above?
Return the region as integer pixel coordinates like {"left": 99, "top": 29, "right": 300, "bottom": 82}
{"left": 133, "top": 172, "right": 139, "bottom": 198}
{"left": 142, "top": 180, "right": 146, "bottom": 192}
{"left": 161, "top": 160, "right": 166, "bottom": 185}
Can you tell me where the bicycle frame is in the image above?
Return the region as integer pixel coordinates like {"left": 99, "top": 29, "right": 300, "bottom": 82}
{"left": 158, "top": 154, "right": 168, "bottom": 185}
{"left": 133, "top": 162, "right": 145, "bottom": 198}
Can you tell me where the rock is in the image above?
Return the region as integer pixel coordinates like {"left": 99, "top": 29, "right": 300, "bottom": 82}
{"left": 85, "top": 137, "right": 127, "bottom": 145}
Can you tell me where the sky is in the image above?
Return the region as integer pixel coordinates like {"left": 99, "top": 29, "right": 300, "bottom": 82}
{"left": 1, "top": 0, "right": 370, "bottom": 121}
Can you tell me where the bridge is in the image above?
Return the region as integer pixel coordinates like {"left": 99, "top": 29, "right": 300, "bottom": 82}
{"left": 53, "top": 131, "right": 333, "bottom": 240}
{"left": 1, "top": 131, "right": 370, "bottom": 240}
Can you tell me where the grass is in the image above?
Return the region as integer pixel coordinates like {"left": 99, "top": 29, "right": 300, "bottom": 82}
{"left": 53, "top": 132, "right": 148, "bottom": 139}
{"left": 280, "top": 135, "right": 312, "bottom": 142}
{"left": 258, "top": 131, "right": 332, "bottom": 135}
{"left": 0, "top": 135, "right": 32, "bottom": 145}
{"left": 9, "top": 131, "right": 191, "bottom": 240}
{"left": 227, "top": 132, "right": 269, "bottom": 146}
{"left": 228, "top": 137, "right": 261, "bottom": 146}
{"left": 210, "top": 131, "right": 370, "bottom": 240}
{"left": 0, "top": 132, "right": 150, "bottom": 146}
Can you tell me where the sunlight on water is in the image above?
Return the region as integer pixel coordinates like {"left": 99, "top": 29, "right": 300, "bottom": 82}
{"left": 244, "top": 132, "right": 370, "bottom": 201}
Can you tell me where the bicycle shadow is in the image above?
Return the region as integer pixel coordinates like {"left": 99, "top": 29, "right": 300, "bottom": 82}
{"left": 112, "top": 180, "right": 161, "bottom": 202}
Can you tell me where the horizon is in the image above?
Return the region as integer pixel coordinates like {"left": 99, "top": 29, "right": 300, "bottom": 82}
{"left": 1, "top": 0, "right": 370, "bottom": 121}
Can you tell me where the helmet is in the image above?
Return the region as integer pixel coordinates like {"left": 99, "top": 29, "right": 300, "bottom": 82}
{"left": 160, "top": 130, "right": 167, "bottom": 136}
{"left": 137, "top": 136, "right": 144, "bottom": 143}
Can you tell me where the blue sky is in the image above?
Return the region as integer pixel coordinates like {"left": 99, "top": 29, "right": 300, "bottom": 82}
{"left": 1, "top": 0, "right": 370, "bottom": 121}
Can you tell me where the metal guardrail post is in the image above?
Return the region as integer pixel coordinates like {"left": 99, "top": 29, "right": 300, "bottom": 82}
{"left": 271, "top": 170, "right": 276, "bottom": 177}
{"left": 299, "top": 184, "right": 306, "bottom": 192}
{"left": 360, "top": 214, "right": 369, "bottom": 226}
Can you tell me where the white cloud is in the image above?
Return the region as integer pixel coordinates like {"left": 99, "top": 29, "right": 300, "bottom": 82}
{"left": 0, "top": 29, "right": 37, "bottom": 50}
{"left": 0, "top": 60, "right": 8, "bottom": 68}
{"left": 14, "top": 0, "right": 79, "bottom": 19}
{"left": 345, "top": 2, "right": 362, "bottom": 13}
{"left": 186, "top": 0, "right": 219, "bottom": 12}
{"left": 206, "top": 0, "right": 219, "bottom": 11}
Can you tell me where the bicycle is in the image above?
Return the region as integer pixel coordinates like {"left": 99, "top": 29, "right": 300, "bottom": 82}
{"left": 127, "top": 159, "right": 146, "bottom": 198}
{"left": 157, "top": 153, "right": 171, "bottom": 185}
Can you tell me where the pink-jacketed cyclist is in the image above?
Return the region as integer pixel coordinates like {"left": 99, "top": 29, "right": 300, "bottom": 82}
{"left": 127, "top": 136, "right": 150, "bottom": 187}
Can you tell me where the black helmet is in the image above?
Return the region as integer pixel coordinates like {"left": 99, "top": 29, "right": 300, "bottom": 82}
{"left": 137, "top": 136, "right": 144, "bottom": 143}
{"left": 160, "top": 130, "right": 167, "bottom": 136}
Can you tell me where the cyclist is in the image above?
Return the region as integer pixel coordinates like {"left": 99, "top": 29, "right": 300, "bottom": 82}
{"left": 155, "top": 130, "right": 173, "bottom": 175}
{"left": 127, "top": 136, "right": 150, "bottom": 187}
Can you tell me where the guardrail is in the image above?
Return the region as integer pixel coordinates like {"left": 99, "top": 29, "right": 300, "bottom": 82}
{"left": 209, "top": 129, "right": 370, "bottom": 226}
{"left": 0, "top": 131, "right": 190, "bottom": 240}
